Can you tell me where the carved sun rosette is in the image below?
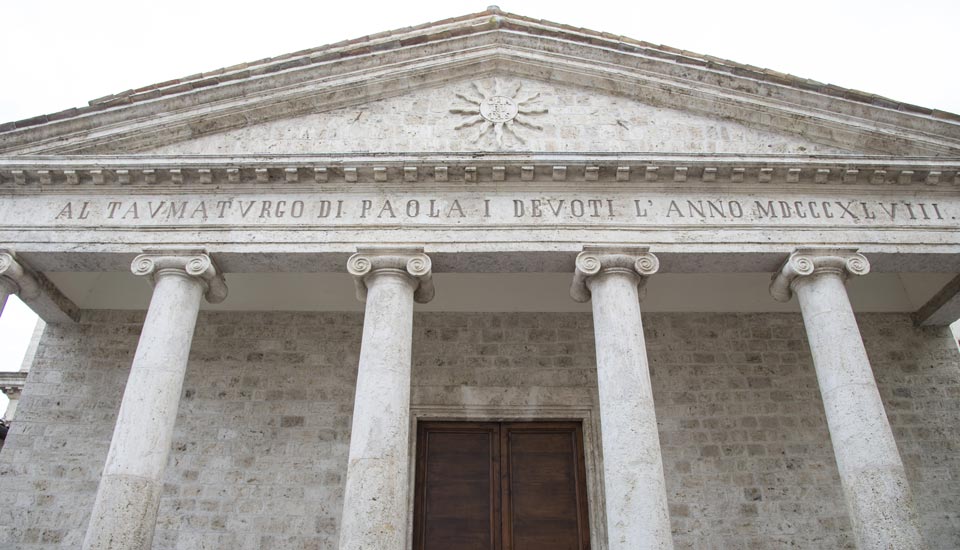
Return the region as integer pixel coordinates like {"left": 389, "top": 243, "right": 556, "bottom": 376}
{"left": 450, "top": 80, "right": 549, "bottom": 148}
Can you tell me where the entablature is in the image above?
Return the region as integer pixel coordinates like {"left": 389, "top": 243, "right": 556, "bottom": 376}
{"left": 1, "top": 153, "right": 959, "bottom": 191}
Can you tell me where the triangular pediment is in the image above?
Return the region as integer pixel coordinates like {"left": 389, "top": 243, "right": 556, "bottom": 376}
{"left": 141, "top": 77, "right": 855, "bottom": 156}
{"left": 1, "top": 8, "right": 958, "bottom": 157}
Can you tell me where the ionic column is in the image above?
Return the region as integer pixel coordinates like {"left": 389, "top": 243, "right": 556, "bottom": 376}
{"left": 571, "top": 246, "right": 673, "bottom": 550}
{"left": 0, "top": 251, "right": 41, "bottom": 318}
{"left": 339, "top": 248, "right": 433, "bottom": 550}
{"left": 83, "top": 250, "right": 227, "bottom": 550}
{"left": 771, "top": 248, "right": 924, "bottom": 549}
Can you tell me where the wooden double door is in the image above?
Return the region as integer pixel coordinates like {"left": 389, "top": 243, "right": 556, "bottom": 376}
{"left": 413, "top": 421, "right": 591, "bottom": 550}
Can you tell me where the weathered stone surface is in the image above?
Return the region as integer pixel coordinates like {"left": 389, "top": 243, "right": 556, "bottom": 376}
{"left": 0, "top": 311, "right": 957, "bottom": 549}
{"left": 144, "top": 78, "right": 852, "bottom": 156}
{"left": 1, "top": 9, "right": 956, "bottom": 550}
{"left": 573, "top": 248, "right": 673, "bottom": 549}
{"left": 3, "top": 9, "right": 957, "bottom": 156}
{"left": 773, "top": 250, "right": 924, "bottom": 549}
{"left": 338, "top": 250, "right": 431, "bottom": 550}
{"left": 82, "top": 252, "right": 226, "bottom": 550}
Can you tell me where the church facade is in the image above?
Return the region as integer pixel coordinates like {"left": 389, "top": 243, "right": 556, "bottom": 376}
{"left": 0, "top": 8, "right": 959, "bottom": 549}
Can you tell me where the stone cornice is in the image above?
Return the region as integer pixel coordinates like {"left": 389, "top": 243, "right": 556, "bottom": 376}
{"left": 7, "top": 7, "right": 956, "bottom": 132}
{"left": 347, "top": 247, "right": 434, "bottom": 304}
{"left": 770, "top": 248, "right": 870, "bottom": 302}
{"left": 131, "top": 249, "right": 228, "bottom": 304}
{"left": 1, "top": 8, "right": 958, "bottom": 157}
{"left": 0, "top": 154, "right": 957, "bottom": 190}
{"left": 570, "top": 246, "right": 659, "bottom": 303}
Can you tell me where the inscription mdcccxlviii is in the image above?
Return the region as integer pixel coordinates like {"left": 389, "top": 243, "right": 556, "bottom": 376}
{"left": 50, "top": 196, "right": 951, "bottom": 224}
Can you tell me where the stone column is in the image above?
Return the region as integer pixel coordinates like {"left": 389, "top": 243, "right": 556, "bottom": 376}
{"left": 82, "top": 250, "right": 227, "bottom": 550}
{"left": 571, "top": 246, "right": 673, "bottom": 550}
{"left": 771, "top": 248, "right": 924, "bottom": 549}
{"left": 0, "top": 251, "right": 41, "bottom": 318}
{"left": 0, "top": 253, "right": 38, "bottom": 430}
{"left": 1, "top": 386, "right": 22, "bottom": 422}
{"left": 0, "top": 284, "right": 8, "bottom": 317}
{"left": 339, "top": 248, "right": 434, "bottom": 550}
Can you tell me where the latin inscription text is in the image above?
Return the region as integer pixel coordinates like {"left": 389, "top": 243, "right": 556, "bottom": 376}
{"left": 45, "top": 195, "right": 956, "bottom": 226}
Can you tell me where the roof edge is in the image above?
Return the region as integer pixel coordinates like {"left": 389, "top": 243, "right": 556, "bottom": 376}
{"left": 2, "top": 7, "right": 958, "bottom": 136}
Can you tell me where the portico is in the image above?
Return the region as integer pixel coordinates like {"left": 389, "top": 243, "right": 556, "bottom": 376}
{"left": 2, "top": 242, "right": 948, "bottom": 550}
{"left": 1, "top": 148, "right": 959, "bottom": 550}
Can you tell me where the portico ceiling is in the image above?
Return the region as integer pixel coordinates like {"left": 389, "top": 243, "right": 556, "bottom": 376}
{"left": 42, "top": 271, "right": 954, "bottom": 315}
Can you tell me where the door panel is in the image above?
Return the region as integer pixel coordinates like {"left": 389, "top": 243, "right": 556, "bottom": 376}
{"left": 414, "top": 422, "right": 500, "bottom": 550}
{"left": 414, "top": 421, "right": 590, "bottom": 550}
{"left": 501, "top": 423, "right": 590, "bottom": 550}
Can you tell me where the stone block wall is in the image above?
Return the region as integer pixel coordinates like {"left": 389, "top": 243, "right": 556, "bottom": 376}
{"left": 648, "top": 314, "right": 850, "bottom": 549}
{"left": 0, "top": 311, "right": 957, "bottom": 549}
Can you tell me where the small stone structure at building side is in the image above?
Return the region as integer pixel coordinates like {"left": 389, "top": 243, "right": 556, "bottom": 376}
{"left": 0, "top": 7, "right": 959, "bottom": 550}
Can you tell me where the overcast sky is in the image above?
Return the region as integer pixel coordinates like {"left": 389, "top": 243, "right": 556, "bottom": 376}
{"left": 0, "top": 0, "right": 958, "bottom": 394}
{"left": 1, "top": 0, "right": 958, "bottom": 123}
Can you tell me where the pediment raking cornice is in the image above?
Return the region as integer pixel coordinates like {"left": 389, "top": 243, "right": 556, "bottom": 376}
{"left": 1, "top": 10, "right": 958, "bottom": 157}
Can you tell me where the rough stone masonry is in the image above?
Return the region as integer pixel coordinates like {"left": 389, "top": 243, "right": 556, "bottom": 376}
{"left": 0, "top": 310, "right": 956, "bottom": 549}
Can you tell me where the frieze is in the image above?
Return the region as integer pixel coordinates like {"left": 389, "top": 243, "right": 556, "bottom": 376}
{"left": 2, "top": 193, "right": 954, "bottom": 229}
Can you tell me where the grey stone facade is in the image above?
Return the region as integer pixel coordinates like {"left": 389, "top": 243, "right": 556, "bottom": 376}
{"left": 1, "top": 7, "right": 959, "bottom": 549}
{"left": 0, "top": 311, "right": 957, "bottom": 549}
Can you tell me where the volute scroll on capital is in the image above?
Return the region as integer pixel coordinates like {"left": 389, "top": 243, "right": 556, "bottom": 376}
{"left": 0, "top": 250, "right": 42, "bottom": 300}
{"left": 570, "top": 246, "right": 660, "bottom": 303}
{"left": 347, "top": 248, "right": 435, "bottom": 304}
{"left": 131, "top": 249, "right": 228, "bottom": 304}
{"left": 770, "top": 248, "right": 870, "bottom": 303}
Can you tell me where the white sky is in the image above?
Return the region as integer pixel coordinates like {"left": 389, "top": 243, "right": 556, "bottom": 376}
{"left": 1, "top": 0, "right": 958, "bottom": 122}
{"left": 0, "top": 0, "right": 958, "bottom": 395}
{"left": 0, "top": 297, "right": 36, "bottom": 412}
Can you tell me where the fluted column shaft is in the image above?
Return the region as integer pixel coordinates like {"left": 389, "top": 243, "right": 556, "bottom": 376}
{"left": 572, "top": 247, "right": 673, "bottom": 550}
{"left": 771, "top": 249, "right": 924, "bottom": 549}
{"left": 83, "top": 250, "right": 227, "bottom": 550}
{"left": 339, "top": 248, "right": 433, "bottom": 550}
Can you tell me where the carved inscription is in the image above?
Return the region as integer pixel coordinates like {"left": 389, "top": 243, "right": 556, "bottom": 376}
{"left": 479, "top": 96, "right": 519, "bottom": 123}
{"left": 42, "top": 195, "right": 954, "bottom": 227}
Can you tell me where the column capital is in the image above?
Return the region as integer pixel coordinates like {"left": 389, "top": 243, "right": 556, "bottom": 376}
{"left": 570, "top": 246, "right": 659, "bottom": 303}
{"left": 347, "top": 247, "right": 434, "bottom": 303}
{"left": 0, "top": 386, "right": 22, "bottom": 400}
{"left": 131, "top": 248, "right": 228, "bottom": 304}
{"left": 0, "top": 250, "right": 41, "bottom": 300}
{"left": 770, "top": 247, "right": 870, "bottom": 302}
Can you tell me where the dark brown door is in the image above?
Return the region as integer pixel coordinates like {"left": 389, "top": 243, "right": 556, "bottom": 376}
{"left": 414, "top": 421, "right": 591, "bottom": 550}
